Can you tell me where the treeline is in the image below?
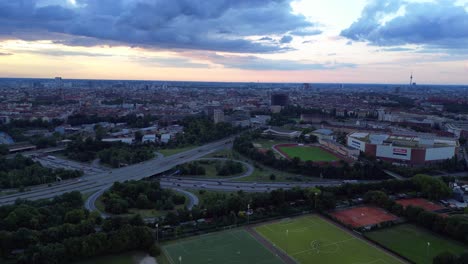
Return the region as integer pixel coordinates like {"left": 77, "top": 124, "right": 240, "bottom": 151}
{"left": 68, "top": 113, "right": 157, "bottom": 128}
{"left": 444, "top": 103, "right": 468, "bottom": 114}
{"left": 176, "top": 160, "right": 243, "bottom": 176}
{"left": 159, "top": 188, "right": 336, "bottom": 229}
{"left": 176, "top": 162, "right": 206, "bottom": 175}
{"left": 165, "top": 116, "right": 242, "bottom": 148}
{"left": 97, "top": 145, "right": 154, "bottom": 168}
{"left": 102, "top": 181, "right": 185, "bottom": 214}
{"left": 268, "top": 105, "right": 335, "bottom": 126}
{"left": 65, "top": 138, "right": 154, "bottom": 167}
{"left": 0, "top": 155, "right": 83, "bottom": 188}
{"left": 217, "top": 160, "right": 243, "bottom": 176}
{"left": 379, "top": 156, "right": 467, "bottom": 177}
{"left": 234, "top": 132, "right": 388, "bottom": 180}
{"left": 0, "top": 191, "right": 155, "bottom": 264}
{"left": 322, "top": 174, "right": 451, "bottom": 201}
{"left": 0, "top": 119, "right": 63, "bottom": 142}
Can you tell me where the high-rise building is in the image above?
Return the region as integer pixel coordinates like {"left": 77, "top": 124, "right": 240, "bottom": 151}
{"left": 271, "top": 93, "right": 289, "bottom": 106}
{"left": 213, "top": 109, "right": 224, "bottom": 124}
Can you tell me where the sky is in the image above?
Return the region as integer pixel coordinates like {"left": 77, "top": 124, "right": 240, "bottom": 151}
{"left": 0, "top": 0, "right": 468, "bottom": 84}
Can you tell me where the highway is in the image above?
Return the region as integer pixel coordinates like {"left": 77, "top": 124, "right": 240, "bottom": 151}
{"left": 160, "top": 177, "right": 342, "bottom": 192}
{"left": 0, "top": 137, "right": 235, "bottom": 206}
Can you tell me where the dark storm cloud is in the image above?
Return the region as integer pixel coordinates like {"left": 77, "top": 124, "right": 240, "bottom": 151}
{"left": 0, "top": 0, "right": 321, "bottom": 53}
{"left": 341, "top": 0, "right": 468, "bottom": 51}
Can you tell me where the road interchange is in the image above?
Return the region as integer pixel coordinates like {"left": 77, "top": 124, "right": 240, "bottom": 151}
{"left": 0, "top": 137, "right": 235, "bottom": 205}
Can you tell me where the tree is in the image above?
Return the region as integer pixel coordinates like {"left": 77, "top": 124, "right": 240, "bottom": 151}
{"left": 94, "top": 124, "right": 106, "bottom": 141}
{"left": 0, "top": 144, "right": 9, "bottom": 156}
{"left": 149, "top": 243, "right": 161, "bottom": 257}
{"left": 364, "top": 191, "right": 389, "bottom": 207}
{"left": 413, "top": 174, "right": 451, "bottom": 200}
{"left": 134, "top": 131, "right": 143, "bottom": 143}
{"left": 316, "top": 192, "right": 336, "bottom": 211}
{"left": 64, "top": 209, "right": 86, "bottom": 224}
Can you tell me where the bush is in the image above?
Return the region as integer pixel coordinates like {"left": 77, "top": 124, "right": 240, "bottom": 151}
{"left": 148, "top": 243, "right": 161, "bottom": 257}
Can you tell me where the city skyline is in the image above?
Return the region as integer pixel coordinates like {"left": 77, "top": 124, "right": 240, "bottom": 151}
{"left": 1, "top": 0, "right": 468, "bottom": 84}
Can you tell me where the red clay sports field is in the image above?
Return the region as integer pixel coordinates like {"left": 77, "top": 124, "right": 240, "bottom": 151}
{"left": 330, "top": 206, "right": 399, "bottom": 228}
{"left": 396, "top": 198, "right": 444, "bottom": 212}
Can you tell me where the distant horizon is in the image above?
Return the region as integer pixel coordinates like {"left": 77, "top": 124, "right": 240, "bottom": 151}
{"left": 1, "top": 76, "right": 467, "bottom": 87}
{"left": 1, "top": 0, "right": 468, "bottom": 84}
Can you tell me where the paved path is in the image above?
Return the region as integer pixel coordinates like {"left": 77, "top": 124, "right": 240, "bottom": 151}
{"left": 272, "top": 144, "right": 289, "bottom": 159}
{"left": 170, "top": 188, "right": 199, "bottom": 210}
{"left": 383, "top": 170, "right": 405, "bottom": 180}
{"left": 84, "top": 185, "right": 111, "bottom": 218}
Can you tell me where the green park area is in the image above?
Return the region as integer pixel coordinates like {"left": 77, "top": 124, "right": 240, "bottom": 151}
{"left": 278, "top": 145, "right": 339, "bottom": 162}
{"left": 255, "top": 215, "right": 402, "bottom": 264}
{"left": 176, "top": 159, "right": 246, "bottom": 179}
{"left": 366, "top": 224, "right": 468, "bottom": 264}
{"left": 162, "top": 229, "right": 283, "bottom": 264}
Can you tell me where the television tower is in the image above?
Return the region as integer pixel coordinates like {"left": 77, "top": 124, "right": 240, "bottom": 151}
{"left": 409, "top": 72, "right": 413, "bottom": 86}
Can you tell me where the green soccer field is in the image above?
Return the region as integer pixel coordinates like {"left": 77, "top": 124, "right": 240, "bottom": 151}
{"left": 366, "top": 224, "right": 468, "bottom": 264}
{"left": 278, "top": 146, "right": 339, "bottom": 162}
{"left": 162, "top": 229, "right": 283, "bottom": 264}
{"left": 255, "top": 215, "right": 403, "bottom": 264}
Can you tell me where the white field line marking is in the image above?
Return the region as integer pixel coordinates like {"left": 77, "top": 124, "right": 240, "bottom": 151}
{"left": 291, "top": 237, "right": 357, "bottom": 256}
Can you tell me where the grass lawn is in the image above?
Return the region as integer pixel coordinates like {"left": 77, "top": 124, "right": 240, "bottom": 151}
{"left": 158, "top": 146, "right": 197, "bottom": 156}
{"left": 255, "top": 215, "right": 403, "bottom": 264}
{"left": 366, "top": 224, "right": 468, "bottom": 263}
{"left": 163, "top": 229, "right": 283, "bottom": 264}
{"left": 278, "top": 146, "right": 339, "bottom": 162}
{"left": 202, "top": 149, "right": 237, "bottom": 159}
{"left": 253, "top": 139, "right": 294, "bottom": 150}
{"left": 238, "top": 166, "right": 308, "bottom": 182}
{"left": 74, "top": 251, "right": 153, "bottom": 264}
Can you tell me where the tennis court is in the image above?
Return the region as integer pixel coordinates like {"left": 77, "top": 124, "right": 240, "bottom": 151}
{"left": 395, "top": 198, "right": 444, "bottom": 212}
{"left": 331, "top": 206, "right": 399, "bottom": 228}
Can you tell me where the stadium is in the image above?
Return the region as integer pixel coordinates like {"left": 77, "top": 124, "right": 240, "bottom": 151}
{"left": 347, "top": 132, "right": 459, "bottom": 165}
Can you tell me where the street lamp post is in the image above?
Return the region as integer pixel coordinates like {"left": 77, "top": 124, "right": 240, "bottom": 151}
{"left": 247, "top": 204, "right": 250, "bottom": 225}
{"left": 426, "top": 242, "right": 431, "bottom": 264}
{"left": 155, "top": 223, "right": 159, "bottom": 242}
{"left": 314, "top": 192, "right": 318, "bottom": 210}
